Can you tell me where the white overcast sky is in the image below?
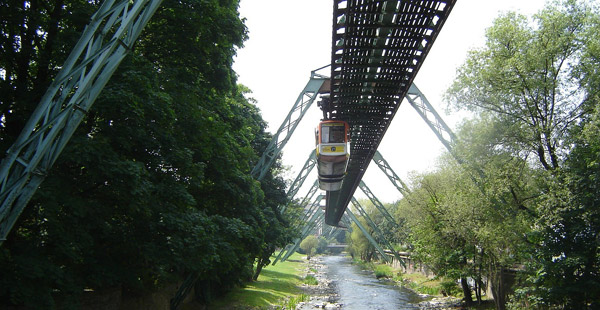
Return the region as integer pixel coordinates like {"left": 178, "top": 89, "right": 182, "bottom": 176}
{"left": 233, "top": 0, "right": 548, "bottom": 204}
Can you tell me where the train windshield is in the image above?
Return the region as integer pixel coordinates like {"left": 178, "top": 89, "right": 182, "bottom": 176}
{"left": 321, "top": 124, "right": 345, "bottom": 143}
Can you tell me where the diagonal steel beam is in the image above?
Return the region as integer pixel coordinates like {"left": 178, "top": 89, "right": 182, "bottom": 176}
{"left": 406, "top": 83, "right": 458, "bottom": 160}
{"left": 351, "top": 198, "right": 405, "bottom": 267}
{"left": 279, "top": 151, "right": 317, "bottom": 213}
{"left": 279, "top": 210, "right": 324, "bottom": 263}
{"left": 251, "top": 74, "right": 328, "bottom": 181}
{"left": 372, "top": 150, "right": 411, "bottom": 197}
{"left": 286, "top": 150, "right": 317, "bottom": 201}
{"left": 0, "top": 0, "right": 163, "bottom": 244}
{"left": 274, "top": 194, "right": 324, "bottom": 264}
{"left": 345, "top": 208, "right": 390, "bottom": 263}
{"left": 358, "top": 180, "right": 397, "bottom": 227}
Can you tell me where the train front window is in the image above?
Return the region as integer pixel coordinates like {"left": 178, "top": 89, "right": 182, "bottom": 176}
{"left": 329, "top": 125, "right": 345, "bottom": 143}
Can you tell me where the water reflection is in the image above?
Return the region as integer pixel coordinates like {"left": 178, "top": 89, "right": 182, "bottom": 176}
{"left": 323, "top": 255, "right": 422, "bottom": 310}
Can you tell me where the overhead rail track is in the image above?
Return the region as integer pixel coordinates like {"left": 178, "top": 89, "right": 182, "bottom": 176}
{"left": 325, "top": 0, "right": 456, "bottom": 225}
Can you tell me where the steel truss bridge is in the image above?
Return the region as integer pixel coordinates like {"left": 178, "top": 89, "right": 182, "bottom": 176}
{"left": 0, "top": 0, "right": 458, "bottom": 308}
{"left": 325, "top": 0, "right": 456, "bottom": 225}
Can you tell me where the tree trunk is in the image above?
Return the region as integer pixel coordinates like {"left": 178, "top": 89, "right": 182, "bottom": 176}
{"left": 252, "top": 262, "right": 264, "bottom": 281}
{"left": 253, "top": 254, "right": 271, "bottom": 281}
{"left": 475, "top": 276, "right": 483, "bottom": 303}
{"left": 490, "top": 266, "right": 516, "bottom": 310}
{"left": 461, "top": 277, "right": 473, "bottom": 303}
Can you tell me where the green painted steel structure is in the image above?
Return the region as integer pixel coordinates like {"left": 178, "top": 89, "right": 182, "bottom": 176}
{"left": 350, "top": 197, "right": 405, "bottom": 267}
{"left": 406, "top": 83, "right": 457, "bottom": 158}
{"left": 324, "top": 0, "right": 457, "bottom": 226}
{"left": 372, "top": 150, "right": 411, "bottom": 197}
{"left": 359, "top": 180, "right": 397, "bottom": 226}
{"left": 250, "top": 73, "right": 328, "bottom": 181}
{"left": 0, "top": 0, "right": 163, "bottom": 244}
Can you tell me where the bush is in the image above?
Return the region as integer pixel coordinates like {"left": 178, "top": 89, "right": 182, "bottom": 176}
{"left": 374, "top": 264, "right": 393, "bottom": 279}
{"left": 285, "top": 294, "right": 308, "bottom": 309}
{"left": 440, "top": 278, "right": 462, "bottom": 297}
{"left": 303, "top": 275, "right": 318, "bottom": 285}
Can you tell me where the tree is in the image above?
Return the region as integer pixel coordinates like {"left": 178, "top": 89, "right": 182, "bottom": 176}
{"left": 446, "top": 0, "right": 596, "bottom": 172}
{"left": 300, "top": 235, "right": 319, "bottom": 260}
{"left": 346, "top": 217, "right": 376, "bottom": 262}
{"left": 444, "top": 1, "right": 600, "bottom": 308}
{"left": 0, "top": 0, "right": 296, "bottom": 308}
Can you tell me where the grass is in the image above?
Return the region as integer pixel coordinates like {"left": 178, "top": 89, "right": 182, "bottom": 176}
{"left": 284, "top": 293, "right": 309, "bottom": 310}
{"left": 373, "top": 264, "right": 394, "bottom": 279}
{"left": 303, "top": 275, "right": 318, "bottom": 285}
{"left": 401, "top": 272, "right": 444, "bottom": 295}
{"left": 205, "top": 252, "right": 307, "bottom": 310}
{"left": 352, "top": 259, "right": 453, "bottom": 297}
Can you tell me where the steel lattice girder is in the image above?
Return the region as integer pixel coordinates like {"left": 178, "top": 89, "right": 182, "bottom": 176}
{"left": 372, "top": 150, "right": 411, "bottom": 197}
{"left": 350, "top": 197, "right": 405, "bottom": 267}
{"left": 0, "top": 0, "right": 163, "bottom": 244}
{"left": 325, "top": 0, "right": 456, "bottom": 225}
{"left": 251, "top": 74, "right": 328, "bottom": 181}
{"left": 405, "top": 83, "right": 457, "bottom": 157}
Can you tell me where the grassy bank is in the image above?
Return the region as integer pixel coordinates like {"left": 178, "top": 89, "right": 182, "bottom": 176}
{"left": 201, "top": 252, "right": 308, "bottom": 310}
{"left": 352, "top": 258, "right": 498, "bottom": 309}
{"left": 352, "top": 258, "right": 457, "bottom": 297}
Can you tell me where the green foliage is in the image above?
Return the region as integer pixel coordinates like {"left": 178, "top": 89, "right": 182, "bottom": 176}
{"left": 285, "top": 294, "right": 309, "bottom": 310}
{"left": 0, "top": 0, "right": 298, "bottom": 308}
{"left": 400, "top": 1, "right": 600, "bottom": 308}
{"left": 402, "top": 273, "right": 444, "bottom": 296}
{"left": 373, "top": 264, "right": 393, "bottom": 279}
{"left": 299, "top": 235, "right": 319, "bottom": 259}
{"left": 316, "top": 236, "right": 329, "bottom": 254}
{"left": 446, "top": 0, "right": 597, "bottom": 171}
{"left": 440, "top": 279, "right": 462, "bottom": 297}
{"left": 346, "top": 217, "right": 376, "bottom": 262}
{"left": 303, "top": 275, "right": 318, "bottom": 285}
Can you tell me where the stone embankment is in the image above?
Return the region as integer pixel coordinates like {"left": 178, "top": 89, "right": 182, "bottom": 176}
{"left": 296, "top": 256, "right": 341, "bottom": 310}
{"left": 295, "top": 256, "right": 464, "bottom": 310}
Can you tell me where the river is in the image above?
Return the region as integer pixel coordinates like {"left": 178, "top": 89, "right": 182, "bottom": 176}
{"left": 300, "top": 254, "right": 424, "bottom": 309}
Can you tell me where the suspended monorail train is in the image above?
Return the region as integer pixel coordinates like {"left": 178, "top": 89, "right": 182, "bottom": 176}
{"left": 315, "top": 120, "right": 350, "bottom": 191}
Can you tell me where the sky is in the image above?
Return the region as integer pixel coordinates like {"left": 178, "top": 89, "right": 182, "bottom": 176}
{"left": 233, "top": 0, "right": 548, "bottom": 204}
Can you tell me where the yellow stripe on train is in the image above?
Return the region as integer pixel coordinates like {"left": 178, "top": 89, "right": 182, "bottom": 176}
{"left": 321, "top": 145, "right": 345, "bottom": 153}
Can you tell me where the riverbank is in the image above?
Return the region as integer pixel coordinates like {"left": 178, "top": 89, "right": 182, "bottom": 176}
{"left": 199, "top": 252, "right": 308, "bottom": 310}
{"left": 296, "top": 256, "right": 340, "bottom": 309}
{"left": 297, "top": 255, "right": 464, "bottom": 310}
{"left": 206, "top": 253, "right": 465, "bottom": 309}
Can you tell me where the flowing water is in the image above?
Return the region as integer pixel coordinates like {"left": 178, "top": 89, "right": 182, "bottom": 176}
{"left": 322, "top": 255, "right": 423, "bottom": 309}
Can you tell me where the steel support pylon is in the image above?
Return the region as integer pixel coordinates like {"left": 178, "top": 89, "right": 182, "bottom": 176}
{"left": 372, "top": 151, "right": 411, "bottom": 197}
{"left": 0, "top": 0, "right": 163, "bottom": 244}
{"left": 350, "top": 198, "right": 405, "bottom": 267}
{"left": 251, "top": 73, "right": 328, "bottom": 181}
{"left": 358, "top": 181, "right": 397, "bottom": 227}
{"left": 345, "top": 208, "right": 390, "bottom": 263}
{"left": 406, "top": 83, "right": 458, "bottom": 160}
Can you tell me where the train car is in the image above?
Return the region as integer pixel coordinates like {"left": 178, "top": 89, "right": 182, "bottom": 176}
{"left": 316, "top": 120, "right": 350, "bottom": 191}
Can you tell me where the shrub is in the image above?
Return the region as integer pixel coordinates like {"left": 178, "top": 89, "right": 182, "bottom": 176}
{"left": 374, "top": 264, "right": 393, "bottom": 278}
{"left": 303, "top": 275, "right": 318, "bottom": 285}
